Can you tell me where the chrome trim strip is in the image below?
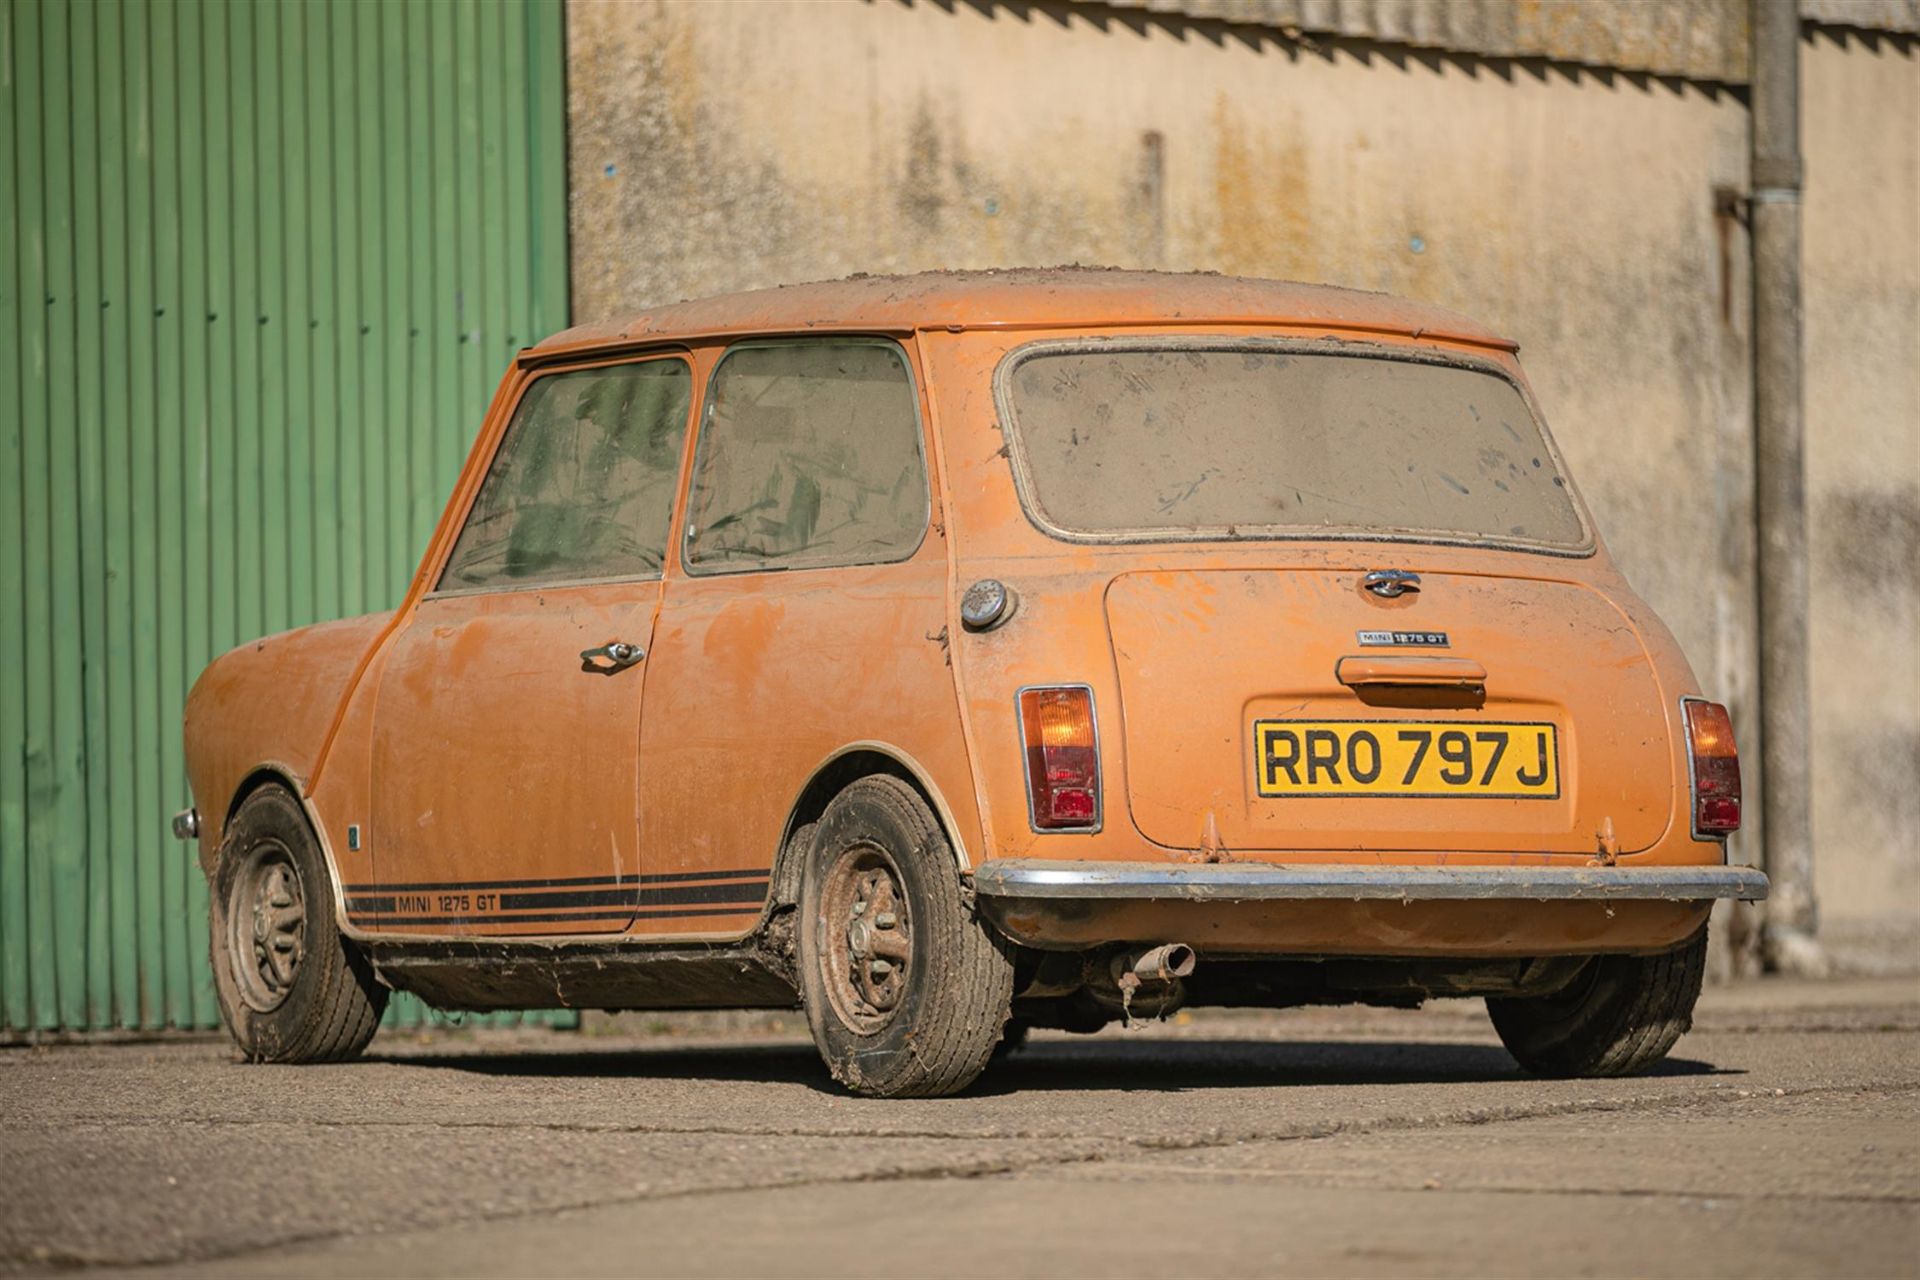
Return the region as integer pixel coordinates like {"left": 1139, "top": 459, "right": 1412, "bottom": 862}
{"left": 972, "top": 860, "right": 1770, "bottom": 902}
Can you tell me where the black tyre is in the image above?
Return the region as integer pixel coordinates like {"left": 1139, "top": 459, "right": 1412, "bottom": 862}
{"left": 1488, "top": 928, "right": 1708, "bottom": 1078}
{"left": 209, "top": 785, "right": 387, "bottom": 1063}
{"left": 798, "top": 776, "right": 1014, "bottom": 1098}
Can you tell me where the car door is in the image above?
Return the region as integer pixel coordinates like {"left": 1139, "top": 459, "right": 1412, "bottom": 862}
{"left": 634, "top": 337, "right": 963, "bottom": 939}
{"left": 360, "top": 354, "right": 693, "bottom": 935}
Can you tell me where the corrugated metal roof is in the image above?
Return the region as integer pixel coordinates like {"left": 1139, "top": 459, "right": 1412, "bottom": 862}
{"left": 1097, "top": 0, "right": 1917, "bottom": 84}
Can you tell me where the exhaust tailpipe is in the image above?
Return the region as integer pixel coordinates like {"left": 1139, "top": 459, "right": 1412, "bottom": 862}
{"left": 1120, "top": 943, "right": 1197, "bottom": 983}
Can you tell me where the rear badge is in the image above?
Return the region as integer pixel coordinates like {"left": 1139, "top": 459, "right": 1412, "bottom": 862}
{"left": 1357, "top": 630, "right": 1449, "bottom": 648}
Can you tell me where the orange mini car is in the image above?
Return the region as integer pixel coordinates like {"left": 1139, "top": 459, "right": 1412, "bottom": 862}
{"left": 178, "top": 270, "right": 1767, "bottom": 1096}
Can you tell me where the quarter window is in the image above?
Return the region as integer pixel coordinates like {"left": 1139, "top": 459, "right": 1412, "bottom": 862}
{"left": 684, "top": 340, "right": 929, "bottom": 573}
{"left": 439, "top": 359, "right": 692, "bottom": 591}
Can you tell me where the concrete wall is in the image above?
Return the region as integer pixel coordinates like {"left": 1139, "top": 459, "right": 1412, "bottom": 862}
{"left": 566, "top": 0, "right": 1915, "bottom": 962}
{"left": 1802, "top": 27, "right": 1920, "bottom": 966}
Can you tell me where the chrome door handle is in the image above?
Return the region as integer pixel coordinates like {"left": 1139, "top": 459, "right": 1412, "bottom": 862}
{"left": 580, "top": 640, "right": 645, "bottom": 671}
{"left": 1362, "top": 569, "right": 1422, "bottom": 598}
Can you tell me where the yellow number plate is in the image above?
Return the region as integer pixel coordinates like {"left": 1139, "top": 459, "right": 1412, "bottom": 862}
{"left": 1252, "top": 720, "right": 1560, "bottom": 799}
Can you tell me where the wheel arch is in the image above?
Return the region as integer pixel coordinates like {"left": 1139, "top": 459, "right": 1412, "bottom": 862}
{"left": 772, "top": 742, "right": 974, "bottom": 910}
{"left": 223, "top": 764, "right": 307, "bottom": 826}
{"left": 219, "top": 764, "right": 353, "bottom": 937}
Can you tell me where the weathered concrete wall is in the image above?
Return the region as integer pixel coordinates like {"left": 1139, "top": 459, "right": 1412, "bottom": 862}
{"left": 566, "top": 0, "right": 1914, "bottom": 957}
{"left": 1802, "top": 27, "right": 1920, "bottom": 965}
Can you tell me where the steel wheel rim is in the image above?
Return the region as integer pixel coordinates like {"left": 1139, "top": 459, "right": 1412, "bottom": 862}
{"left": 818, "top": 842, "right": 913, "bottom": 1035}
{"left": 227, "top": 840, "right": 307, "bottom": 1013}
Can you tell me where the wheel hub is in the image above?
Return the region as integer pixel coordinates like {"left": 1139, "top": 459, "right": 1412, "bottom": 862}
{"left": 228, "top": 845, "right": 306, "bottom": 1013}
{"left": 820, "top": 846, "right": 912, "bottom": 1033}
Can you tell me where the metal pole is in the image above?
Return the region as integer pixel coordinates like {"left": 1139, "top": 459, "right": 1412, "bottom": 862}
{"left": 1750, "top": 0, "right": 1820, "bottom": 965}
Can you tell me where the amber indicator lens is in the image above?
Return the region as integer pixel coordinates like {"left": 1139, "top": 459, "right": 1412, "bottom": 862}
{"left": 1019, "top": 686, "right": 1100, "bottom": 829}
{"left": 1684, "top": 699, "right": 1741, "bottom": 836}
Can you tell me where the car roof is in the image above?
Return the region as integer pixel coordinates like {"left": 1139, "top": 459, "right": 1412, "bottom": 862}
{"left": 532, "top": 268, "right": 1517, "bottom": 356}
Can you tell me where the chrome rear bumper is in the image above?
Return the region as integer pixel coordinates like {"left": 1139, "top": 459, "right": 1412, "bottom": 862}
{"left": 973, "top": 860, "right": 1770, "bottom": 903}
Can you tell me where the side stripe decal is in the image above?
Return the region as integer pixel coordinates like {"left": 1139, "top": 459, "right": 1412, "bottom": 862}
{"left": 344, "top": 870, "right": 773, "bottom": 925}
{"left": 342, "top": 867, "right": 771, "bottom": 894}
{"left": 355, "top": 906, "right": 755, "bottom": 928}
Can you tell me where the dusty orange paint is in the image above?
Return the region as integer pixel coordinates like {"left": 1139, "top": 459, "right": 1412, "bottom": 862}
{"left": 183, "top": 270, "right": 1732, "bottom": 964}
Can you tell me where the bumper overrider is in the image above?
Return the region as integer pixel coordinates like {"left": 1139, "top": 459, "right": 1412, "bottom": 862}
{"left": 971, "top": 861, "right": 1769, "bottom": 955}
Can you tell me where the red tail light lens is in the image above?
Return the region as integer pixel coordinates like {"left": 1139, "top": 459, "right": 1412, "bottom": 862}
{"left": 1019, "top": 686, "right": 1101, "bottom": 830}
{"left": 1683, "top": 698, "right": 1741, "bottom": 837}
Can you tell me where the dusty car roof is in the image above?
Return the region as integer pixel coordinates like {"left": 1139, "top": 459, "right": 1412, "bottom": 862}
{"left": 534, "top": 268, "right": 1516, "bottom": 354}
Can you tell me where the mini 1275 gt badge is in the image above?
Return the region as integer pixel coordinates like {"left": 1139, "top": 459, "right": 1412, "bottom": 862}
{"left": 1357, "top": 629, "right": 1450, "bottom": 647}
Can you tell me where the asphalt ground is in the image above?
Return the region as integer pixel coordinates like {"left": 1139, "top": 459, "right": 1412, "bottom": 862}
{"left": 2, "top": 977, "right": 1915, "bottom": 1278}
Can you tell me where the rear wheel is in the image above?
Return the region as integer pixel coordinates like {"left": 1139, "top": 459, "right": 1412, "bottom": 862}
{"left": 210, "top": 785, "right": 387, "bottom": 1063}
{"left": 1488, "top": 928, "right": 1707, "bottom": 1077}
{"left": 798, "top": 776, "right": 1014, "bottom": 1097}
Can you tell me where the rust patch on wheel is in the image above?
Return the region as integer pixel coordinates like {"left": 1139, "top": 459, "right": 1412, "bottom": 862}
{"left": 818, "top": 841, "right": 912, "bottom": 1035}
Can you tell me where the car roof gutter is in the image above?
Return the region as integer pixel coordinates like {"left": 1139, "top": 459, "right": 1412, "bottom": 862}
{"left": 519, "top": 316, "right": 1518, "bottom": 368}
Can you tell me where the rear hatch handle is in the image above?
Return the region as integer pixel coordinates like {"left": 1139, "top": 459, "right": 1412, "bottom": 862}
{"left": 1336, "top": 655, "right": 1488, "bottom": 691}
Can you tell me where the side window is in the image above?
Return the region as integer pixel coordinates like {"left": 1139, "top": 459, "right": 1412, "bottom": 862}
{"left": 439, "top": 359, "right": 691, "bottom": 591}
{"left": 684, "top": 339, "right": 929, "bottom": 573}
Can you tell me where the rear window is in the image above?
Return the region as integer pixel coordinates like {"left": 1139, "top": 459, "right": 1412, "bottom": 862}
{"left": 999, "top": 340, "right": 1587, "bottom": 548}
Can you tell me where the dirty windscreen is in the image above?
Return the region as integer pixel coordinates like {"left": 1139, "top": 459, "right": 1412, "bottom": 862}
{"left": 684, "top": 340, "right": 928, "bottom": 573}
{"left": 1003, "top": 343, "right": 1586, "bottom": 546}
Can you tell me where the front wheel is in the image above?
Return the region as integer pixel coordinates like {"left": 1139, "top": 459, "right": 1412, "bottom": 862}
{"left": 797, "top": 776, "right": 1014, "bottom": 1098}
{"left": 209, "top": 784, "right": 387, "bottom": 1063}
{"left": 1488, "top": 928, "right": 1708, "bottom": 1078}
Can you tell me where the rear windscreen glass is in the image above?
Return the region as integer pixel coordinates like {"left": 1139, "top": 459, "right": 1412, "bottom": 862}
{"left": 1001, "top": 343, "right": 1586, "bottom": 547}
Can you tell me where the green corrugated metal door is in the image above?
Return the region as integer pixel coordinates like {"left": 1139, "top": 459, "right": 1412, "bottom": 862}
{"left": 1, "top": 0, "right": 570, "bottom": 1032}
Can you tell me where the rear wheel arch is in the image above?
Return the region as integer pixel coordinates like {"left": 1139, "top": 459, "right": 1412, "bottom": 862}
{"left": 773, "top": 744, "right": 974, "bottom": 911}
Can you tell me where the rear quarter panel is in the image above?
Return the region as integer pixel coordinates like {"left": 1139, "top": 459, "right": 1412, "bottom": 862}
{"left": 923, "top": 326, "right": 1720, "bottom": 868}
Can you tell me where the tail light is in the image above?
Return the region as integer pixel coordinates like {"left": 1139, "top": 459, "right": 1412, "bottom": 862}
{"left": 1018, "top": 685, "right": 1101, "bottom": 831}
{"left": 1683, "top": 698, "right": 1741, "bottom": 838}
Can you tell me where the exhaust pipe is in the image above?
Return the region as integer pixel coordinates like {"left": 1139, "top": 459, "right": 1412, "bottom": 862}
{"left": 1118, "top": 943, "right": 1197, "bottom": 984}
{"left": 1097, "top": 943, "right": 1198, "bottom": 1026}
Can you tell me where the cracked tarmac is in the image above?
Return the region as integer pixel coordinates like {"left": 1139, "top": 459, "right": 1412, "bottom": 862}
{"left": 2, "top": 977, "right": 1915, "bottom": 1277}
